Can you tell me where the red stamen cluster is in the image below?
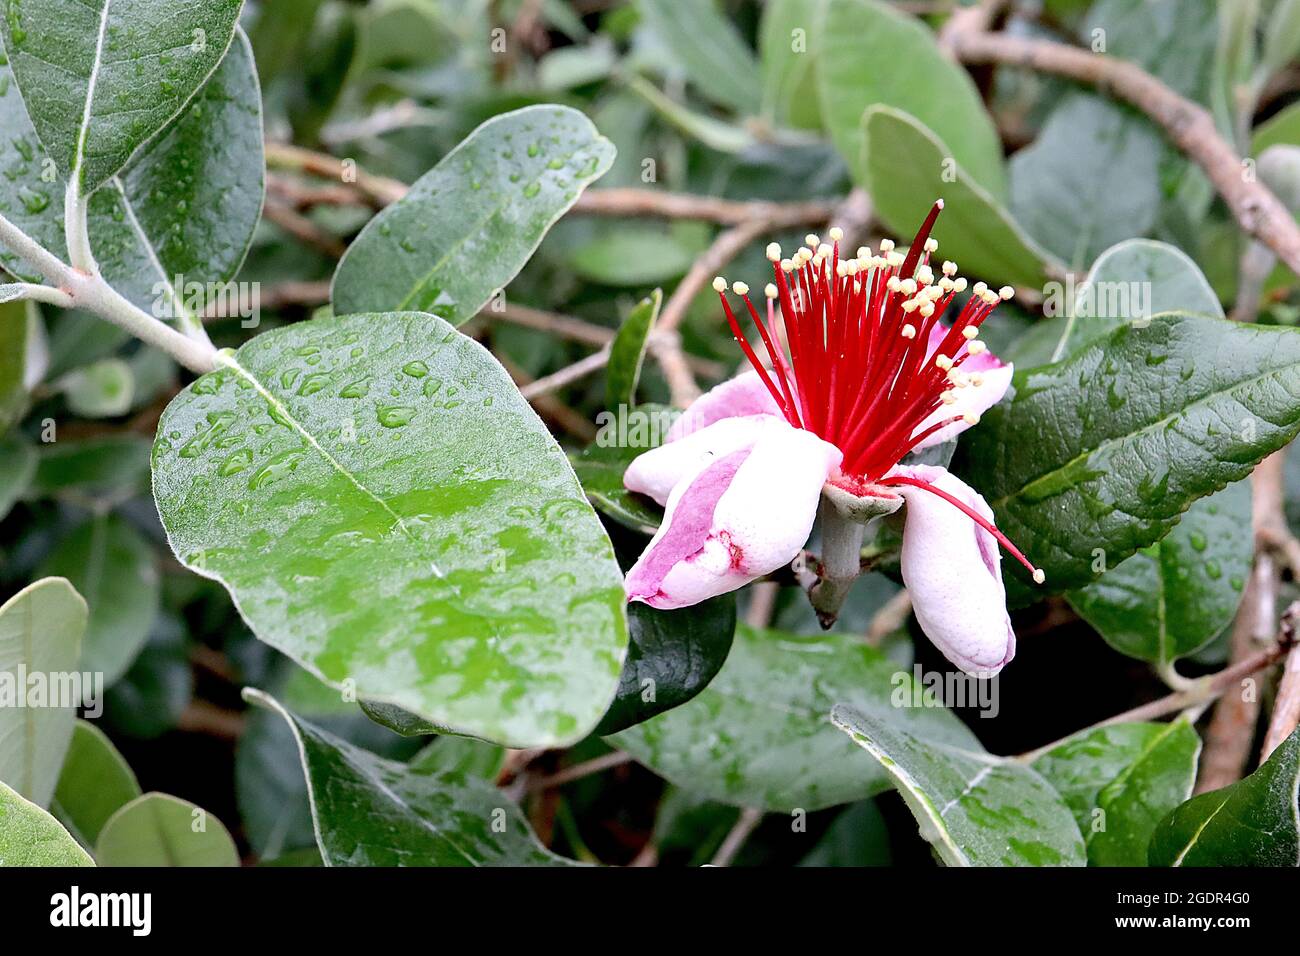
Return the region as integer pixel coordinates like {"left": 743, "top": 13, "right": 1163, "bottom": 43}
{"left": 716, "top": 200, "right": 1044, "bottom": 583}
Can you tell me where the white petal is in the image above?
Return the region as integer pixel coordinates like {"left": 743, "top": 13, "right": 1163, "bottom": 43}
{"left": 626, "top": 425, "right": 841, "bottom": 609}
{"left": 666, "top": 370, "right": 784, "bottom": 441}
{"left": 891, "top": 464, "right": 1016, "bottom": 676}
{"left": 624, "top": 414, "right": 777, "bottom": 506}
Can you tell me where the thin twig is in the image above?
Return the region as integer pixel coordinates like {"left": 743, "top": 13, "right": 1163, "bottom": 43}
{"left": 1261, "top": 605, "right": 1300, "bottom": 760}
{"left": 710, "top": 807, "right": 763, "bottom": 867}
{"left": 527, "top": 750, "right": 633, "bottom": 793}
{"left": 866, "top": 589, "right": 913, "bottom": 646}
{"left": 262, "top": 201, "right": 346, "bottom": 258}
{"left": 519, "top": 347, "right": 611, "bottom": 399}
{"left": 947, "top": 28, "right": 1300, "bottom": 275}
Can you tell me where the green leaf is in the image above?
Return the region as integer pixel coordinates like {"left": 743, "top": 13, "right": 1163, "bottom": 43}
{"left": 594, "top": 595, "right": 736, "bottom": 736}
{"left": 245, "top": 689, "right": 583, "bottom": 866}
{"left": 1263, "top": 0, "right": 1300, "bottom": 82}
{"left": 956, "top": 313, "right": 1300, "bottom": 600}
{"left": 1068, "top": 481, "right": 1251, "bottom": 664}
{"left": 798, "top": 799, "right": 892, "bottom": 866}
{"left": 60, "top": 358, "right": 134, "bottom": 418}
{"left": 332, "top": 106, "right": 615, "bottom": 322}
{"left": 832, "top": 704, "right": 1086, "bottom": 866}
{"left": 1252, "top": 102, "right": 1300, "bottom": 156}
{"left": 89, "top": 28, "right": 265, "bottom": 326}
{"left": 248, "top": 0, "right": 326, "bottom": 88}
{"left": 408, "top": 735, "right": 506, "bottom": 782}
{"left": 571, "top": 439, "right": 665, "bottom": 536}
{"left": 1048, "top": 238, "right": 1223, "bottom": 363}
{"left": 819, "top": 0, "right": 1005, "bottom": 195}
{"left": 606, "top": 289, "right": 661, "bottom": 410}
{"left": 102, "top": 613, "right": 192, "bottom": 740}
{"left": 37, "top": 514, "right": 160, "bottom": 688}
{"left": 611, "top": 625, "right": 982, "bottom": 812}
{"left": 638, "top": 0, "right": 761, "bottom": 114}
{"left": 861, "top": 107, "right": 1059, "bottom": 289}
{"left": 0, "top": 577, "right": 87, "bottom": 807}
{"left": 760, "top": 0, "right": 825, "bottom": 131}
{"left": 151, "top": 311, "right": 628, "bottom": 747}
{"left": 0, "top": 0, "right": 244, "bottom": 195}
{"left": 51, "top": 719, "right": 141, "bottom": 847}
{"left": 96, "top": 792, "right": 239, "bottom": 866}
{"left": 0, "top": 53, "right": 63, "bottom": 283}
{"left": 1009, "top": 95, "right": 1162, "bottom": 272}
{"left": 1149, "top": 727, "right": 1300, "bottom": 866}
{"left": 0, "top": 300, "right": 31, "bottom": 429}
{"left": 0, "top": 778, "right": 93, "bottom": 866}
{"left": 358, "top": 700, "right": 443, "bottom": 737}
{"left": 569, "top": 227, "right": 705, "bottom": 285}
{"left": 1031, "top": 720, "right": 1200, "bottom": 866}
{"left": 30, "top": 435, "right": 152, "bottom": 500}
{"left": 0, "top": 434, "right": 36, "bottom": 521}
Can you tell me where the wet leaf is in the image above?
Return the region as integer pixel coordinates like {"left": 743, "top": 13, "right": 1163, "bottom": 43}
{"left": 151, "top": 311, "right": 628, "bottom": 747}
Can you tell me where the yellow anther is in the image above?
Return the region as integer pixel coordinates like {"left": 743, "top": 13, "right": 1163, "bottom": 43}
{"left": 967, "top": 340, "right": 988, "bottom": 356}
{"left": 781, "top": 258, "right": 795, "bottom": 272}
{"left": 806, "top": 234, "right": 821, "bottom": 249}
{"left": 856, "top": 246, "right": 871, "bottom": 259}
{"left": 962, "top": 412, "right": 980, "bottom": 425}
{"left": 999, "top": 285, "right": 1015, "bottom": 300}
{"left": 712, "top": 276, "right": 727, "bottom": 293}
{"left": 901, "top": 324, "right": 917, "bottom": 339}
{"left": 1033, "top": 568, "right": 1046, "bottom": 584}
{"left": 902, "top": 298, "right": 919, "bottom": 313}
{"left": 942, "top": 260, "right": 958, "bottom": 277}
{"left": 919, "top": 302, "right": 935, "bottom": 318}
{"left": 829, "top": 226, "right": 844, "bottom": 242}
{"left": 879, "top": 238, "right": 895, "bottom": 252}
{"left": 941, "top": 390, "right": 956, "bottom": 405}
{"left": 766, "top": 242, "right": 782, "bottom": 261}
{"left": 764, "top": 283, "right": 778, "bottom": 299}
{"left": 962, "top": 326, "right": 979, "bottom": 340}
{"left": 972, "top": 281, "right": 988, "bottom": 296}
{"left": 953, "top": 277, "right": 968, "bottom": 293}
{"left": 923, "top": 237, "right": 938, "bottom": 253}
{"left": 935, "top": 354, "right": 953, "bottom": 370}
{"left": 732, "top": 281, "right": 749, "bottom": 296}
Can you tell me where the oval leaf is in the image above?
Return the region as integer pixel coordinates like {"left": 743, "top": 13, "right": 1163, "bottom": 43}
{"left": 51, "top": 719, "right": 142, "bottom": 847}
{"left": 957, "top": 313, "right": 1300, "bottom": 600}
{"left": 332, "top": 106, "right": 615, "bottom": 321}
{"left": 605, "top": 289, "right": 661, "bottom": 411}
{"left": 245, "top": 689, "right": 583, "bottom": 866}
{"left": 151, "top": 311, "right": 628, "bottom": 747}
{"left": 611, "top": 625, "right": 981, "bottom": 812}
{"left": 861, "top": 106, "right": 1060, "bottom": 289}
{"left": 96, "top": 792, "right": 239, "bottom": 866}
{"left": 0, "top": 577, "right": 87, "bottom": 806}
{"left": 833, "top": 704, "right": 1087, "bottom": 866}
{"left": 0, "top": 0, "right": 244, "bottom": 195}
{"left": 0, "top": 779, "right": 93, "bottom": 866}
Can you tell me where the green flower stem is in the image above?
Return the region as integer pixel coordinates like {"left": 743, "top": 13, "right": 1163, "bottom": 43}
{"left": 0, "top": 209, "right": 219, "bottom": 375}
{"left": 809, "top": 498, "right": 866, "bottom": 628}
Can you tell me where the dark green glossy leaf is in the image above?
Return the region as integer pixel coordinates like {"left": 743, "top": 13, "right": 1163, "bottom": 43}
{"left": 832, "top": 704, "right": 1087, "bottom": 866}
{"left": 820, "top": 0, "right": 1005, "bottom": 195}
{"left": 638, "top": 0, "right": 760, "bottom": 114}
{"left": 90, "top": 29, "right": 264, "bottom": 326}
{"left": 332, "top": 106, "right": 614, "bottom": 322}
{"left": 50, "top": 719, "right": 141, "bottom": 847}
{"left": 37, "top": 514, "right": 160, "bottom": 687}
{"left": 1149, "top": 727, "right": 1300, "bottom": 866}
{"left": 408, "top": 735, "right": 506, "bottom": 782}
{"left": 957, "top": 313, "right": 1300, "bottom": 601}
{"left": 0, "top": 577, "right": 87, "bottom": 806}
{"left": 572, "top": 443, "right": 663, "bottom": 536}
{"left": 245, "top": 689, "right": 583, "bottom": 866}
{"left": 1009, "top": 95, "right": 1162, "bottom": 272}
{"left": 861, "top": 107, "right": 1059, "bottom": 289}
{"left": 1068, "top": 481, "right": 1251, "bottom": 664}
{"left": 0, "top": 0, "right": 244, "bottom": 195}
{"left": 1031, "top": 720, "right": 1200, "bottom": 866}
{"left": 102, "top": 611, "right": 192, "bottom": 739}
{"left": 798, "top": 799, "right": 892, "bottom": 866}
{"left": 612, "top": 625, "right": 981, "bottom": 812}
{"left": 0, "top": 779, "right": 93, "bottom": 866}
{"left": 605, "top": 289, "right": 660, "bottom": 411}
{"left": 359, "top": 699, "right": 443, "bottom": 737}
{"left": 96, "top": 792, "right": 238, "bottom": 866}
{"left": 151, "top": 311, "right": 627, "bottom": 747}
{"left": 594, "top": 595, "right": 736, "bottom": 736}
